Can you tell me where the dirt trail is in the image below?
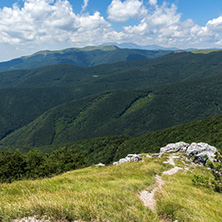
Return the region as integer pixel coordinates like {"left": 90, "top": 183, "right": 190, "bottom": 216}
{"left": 139, "top": 154, "right": 183, "bottom": 211}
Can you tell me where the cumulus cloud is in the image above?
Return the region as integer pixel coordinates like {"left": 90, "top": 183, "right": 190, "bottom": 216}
{"left": 107, "top": 0, "right": 147, "bottom": 22}
{"left": 0, "top": 0, "right": 111, "bottom": 46}
{"left": 149, "top": 0, "right": 157, "bottom": 6}
{"left": 120, "top": 1, "right": 220, "bottom": 48}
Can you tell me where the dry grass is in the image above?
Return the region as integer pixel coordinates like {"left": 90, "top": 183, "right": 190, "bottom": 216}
{"left": 0, "top": 158, "right": 168, "bottom": 222}
{"left": 1, "top": 154, "right": 221, "bottom": 222}
{"left": 156, "top": 164, "right": 222, "bottom": 222}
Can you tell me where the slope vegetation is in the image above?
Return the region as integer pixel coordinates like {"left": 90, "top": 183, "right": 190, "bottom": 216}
{"left": 1, "top": 51, "right": 222, "bottom": 89}
{"left": 0, "top": 87, "right": 80, "bottom": 140}
{"left": 1, "top": 50, "right": 222, "bottom": 146}
{"left": 21, "top": 114, "right": 222, "bottom": 165}
{"left": 0, "top": 152, "right": 221, "bottom": 222}
{"left": 2, "top": 71, "right": 222, "bottom": 147}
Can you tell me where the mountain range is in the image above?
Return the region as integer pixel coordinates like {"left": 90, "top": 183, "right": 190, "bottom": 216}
{"left": 0, "top": 45, "right": 222, "bottom": 154}
{"left": 0, "top": 45, "right": 170, "bottom": 72}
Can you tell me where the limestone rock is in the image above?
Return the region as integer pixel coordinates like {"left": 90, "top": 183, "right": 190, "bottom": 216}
{"left": 95, "top": 163, "right": 105, "bottom": 167}
{"left": 186, "top": 142, "right": 217, "bottom": 156}
{"left": 159, "top": 141, "right": 218, "bottom": 164}
{"left": 160, "top": 142, "right": 190, "bottom": 155}
{"left": 113, "top": 162, "right": 119, "bottom": 165}
{"left": 186, "top": 142, "right": 217, "bottom": 164}
{"left": 113, "top": 154, "right": 142, "bottom": 165}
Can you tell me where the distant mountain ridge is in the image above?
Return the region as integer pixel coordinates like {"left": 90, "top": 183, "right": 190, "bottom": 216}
{"left": 0, "top": 45, "right": 171, "bottom": 72}
{"left": 100, "top": 42, "right": 178, "bottom": 51}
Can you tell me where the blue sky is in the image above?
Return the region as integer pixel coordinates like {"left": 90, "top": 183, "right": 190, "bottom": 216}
{"left": 0, "top": 0, "right": 222, "bottom": 61}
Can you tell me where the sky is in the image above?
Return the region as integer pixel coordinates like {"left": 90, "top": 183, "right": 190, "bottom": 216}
{"left": 0, "top": 0, "right": 222, "bottom": 61}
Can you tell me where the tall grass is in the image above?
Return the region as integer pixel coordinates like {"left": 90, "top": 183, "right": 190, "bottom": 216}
{"left": 156, "top": 164, "right": 222, "bottom": 222}
{"left": 0, "top": 158, "right": 168, "bottom": 221}
{"left": 1, "top": 154, "right": 221, "bottom": 221}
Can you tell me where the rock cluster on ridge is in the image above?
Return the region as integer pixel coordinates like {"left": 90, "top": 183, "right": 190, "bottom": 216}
{"left": 159, "top": 142, "right": 218, "bottom": 164}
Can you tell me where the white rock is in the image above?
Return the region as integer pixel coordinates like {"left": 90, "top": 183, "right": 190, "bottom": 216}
{"left": 186, "top": 142, "right": 217, "bottom": 157}
{"left": 113, "top": 154, "right": 142, "bottom": 165}
{"left": 113, "top": 162, "right": 119, "bottom": 165}
{"left": 119, "top": 158, "right": 129, "bottom": 164}
{"left": 195, "top": 151, "right": 216, "bottom": 162}
{"left": 160, "top": 142, "right": 190, "bottom": 154}
{"left": 95, "top": 163, "right": 105, "bottom": 167}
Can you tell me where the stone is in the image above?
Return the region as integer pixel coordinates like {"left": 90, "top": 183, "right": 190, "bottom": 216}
{"left": 151, "top": 153, "right": 160, "bottom": 158}
{"left": 95, "top": 163, "right": 105, "bottom": 167}
{"left": 195, "top": 151, "right": 216, "bottom": 163}
{"left": 113, "top": 154, "right": 142, "bottom": 165}
{"left": 118, "top": 158, "right": 129, "bottom": 164}
{"left": 113, "top": 162, "right": 119, "bottom": 165}
{"left": 186, "top": 142, "right": 217, "bottom": 157}
{"left": 160, "top": 142, "right": 190, "bottom": 155}
{"left": 127, "top": 154, "right": 142, "bottom": 162}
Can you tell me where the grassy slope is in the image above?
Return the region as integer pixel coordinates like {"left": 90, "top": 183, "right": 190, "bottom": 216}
{"left": 156, "top": 160, "right": 222, "bottom": 222}
{"left": 0, "top": 154, "right": 221, "bottom": 221}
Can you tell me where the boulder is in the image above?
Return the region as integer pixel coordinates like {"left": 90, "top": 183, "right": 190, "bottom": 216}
{"left": 119, "top": 158, "right": 130, "bottom": 164}
{"left": 186, "top": 142, "right": 217, "bottom": 157}
{"left": 113, "top": 154, "right": 142, "bottom": 165}
{"left": 186, "top": 143, "right": 217, "bottom": 164}
{"left": 126, "top": 154, "right": 142, "bottom": 162}
{"left": 113, "top": 162, "right": 119, "bottom": 165}
{"left": 160, "top": 142, "right": 189, "bottom": 155}
{"left": 95, "top": 163, "right": 105, "bottom": 167}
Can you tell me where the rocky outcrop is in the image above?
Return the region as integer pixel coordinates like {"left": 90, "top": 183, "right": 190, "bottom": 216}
{"left": 113, "top": 154, "right": 142, "bottom": 165}
{"left": 160, "top": 142, "right": 190, "bottom": 155}
{"left": 186, "top": 142, "right": 217, "bottom": 162}
{"left": 159, "top": 142, "right": 218, "bottom": 164}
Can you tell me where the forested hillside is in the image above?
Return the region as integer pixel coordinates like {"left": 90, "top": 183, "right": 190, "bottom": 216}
{"left": 0, "top": 49, "right": 222, "bottom": 150}
{"left": 1, "top": 51, "right": 222, "bottom": 89}
{"left": 1, "top": 70, "right": 222, "bottom": 147}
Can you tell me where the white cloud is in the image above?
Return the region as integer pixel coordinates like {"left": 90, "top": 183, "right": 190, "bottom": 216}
{"left": 0, "top": 0, "right": 111, "bottom": 46}
{"left": 81, "top": 0, "right": 89, "bottom": 12}
{"left": 149, "top": 0, "right": 157, "bottom": 6}
{"left": 107, "top": 0, "right": 147, "bottom": 22}
{"left": 120, "top": 1, "right": 214, "bottom": 48}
